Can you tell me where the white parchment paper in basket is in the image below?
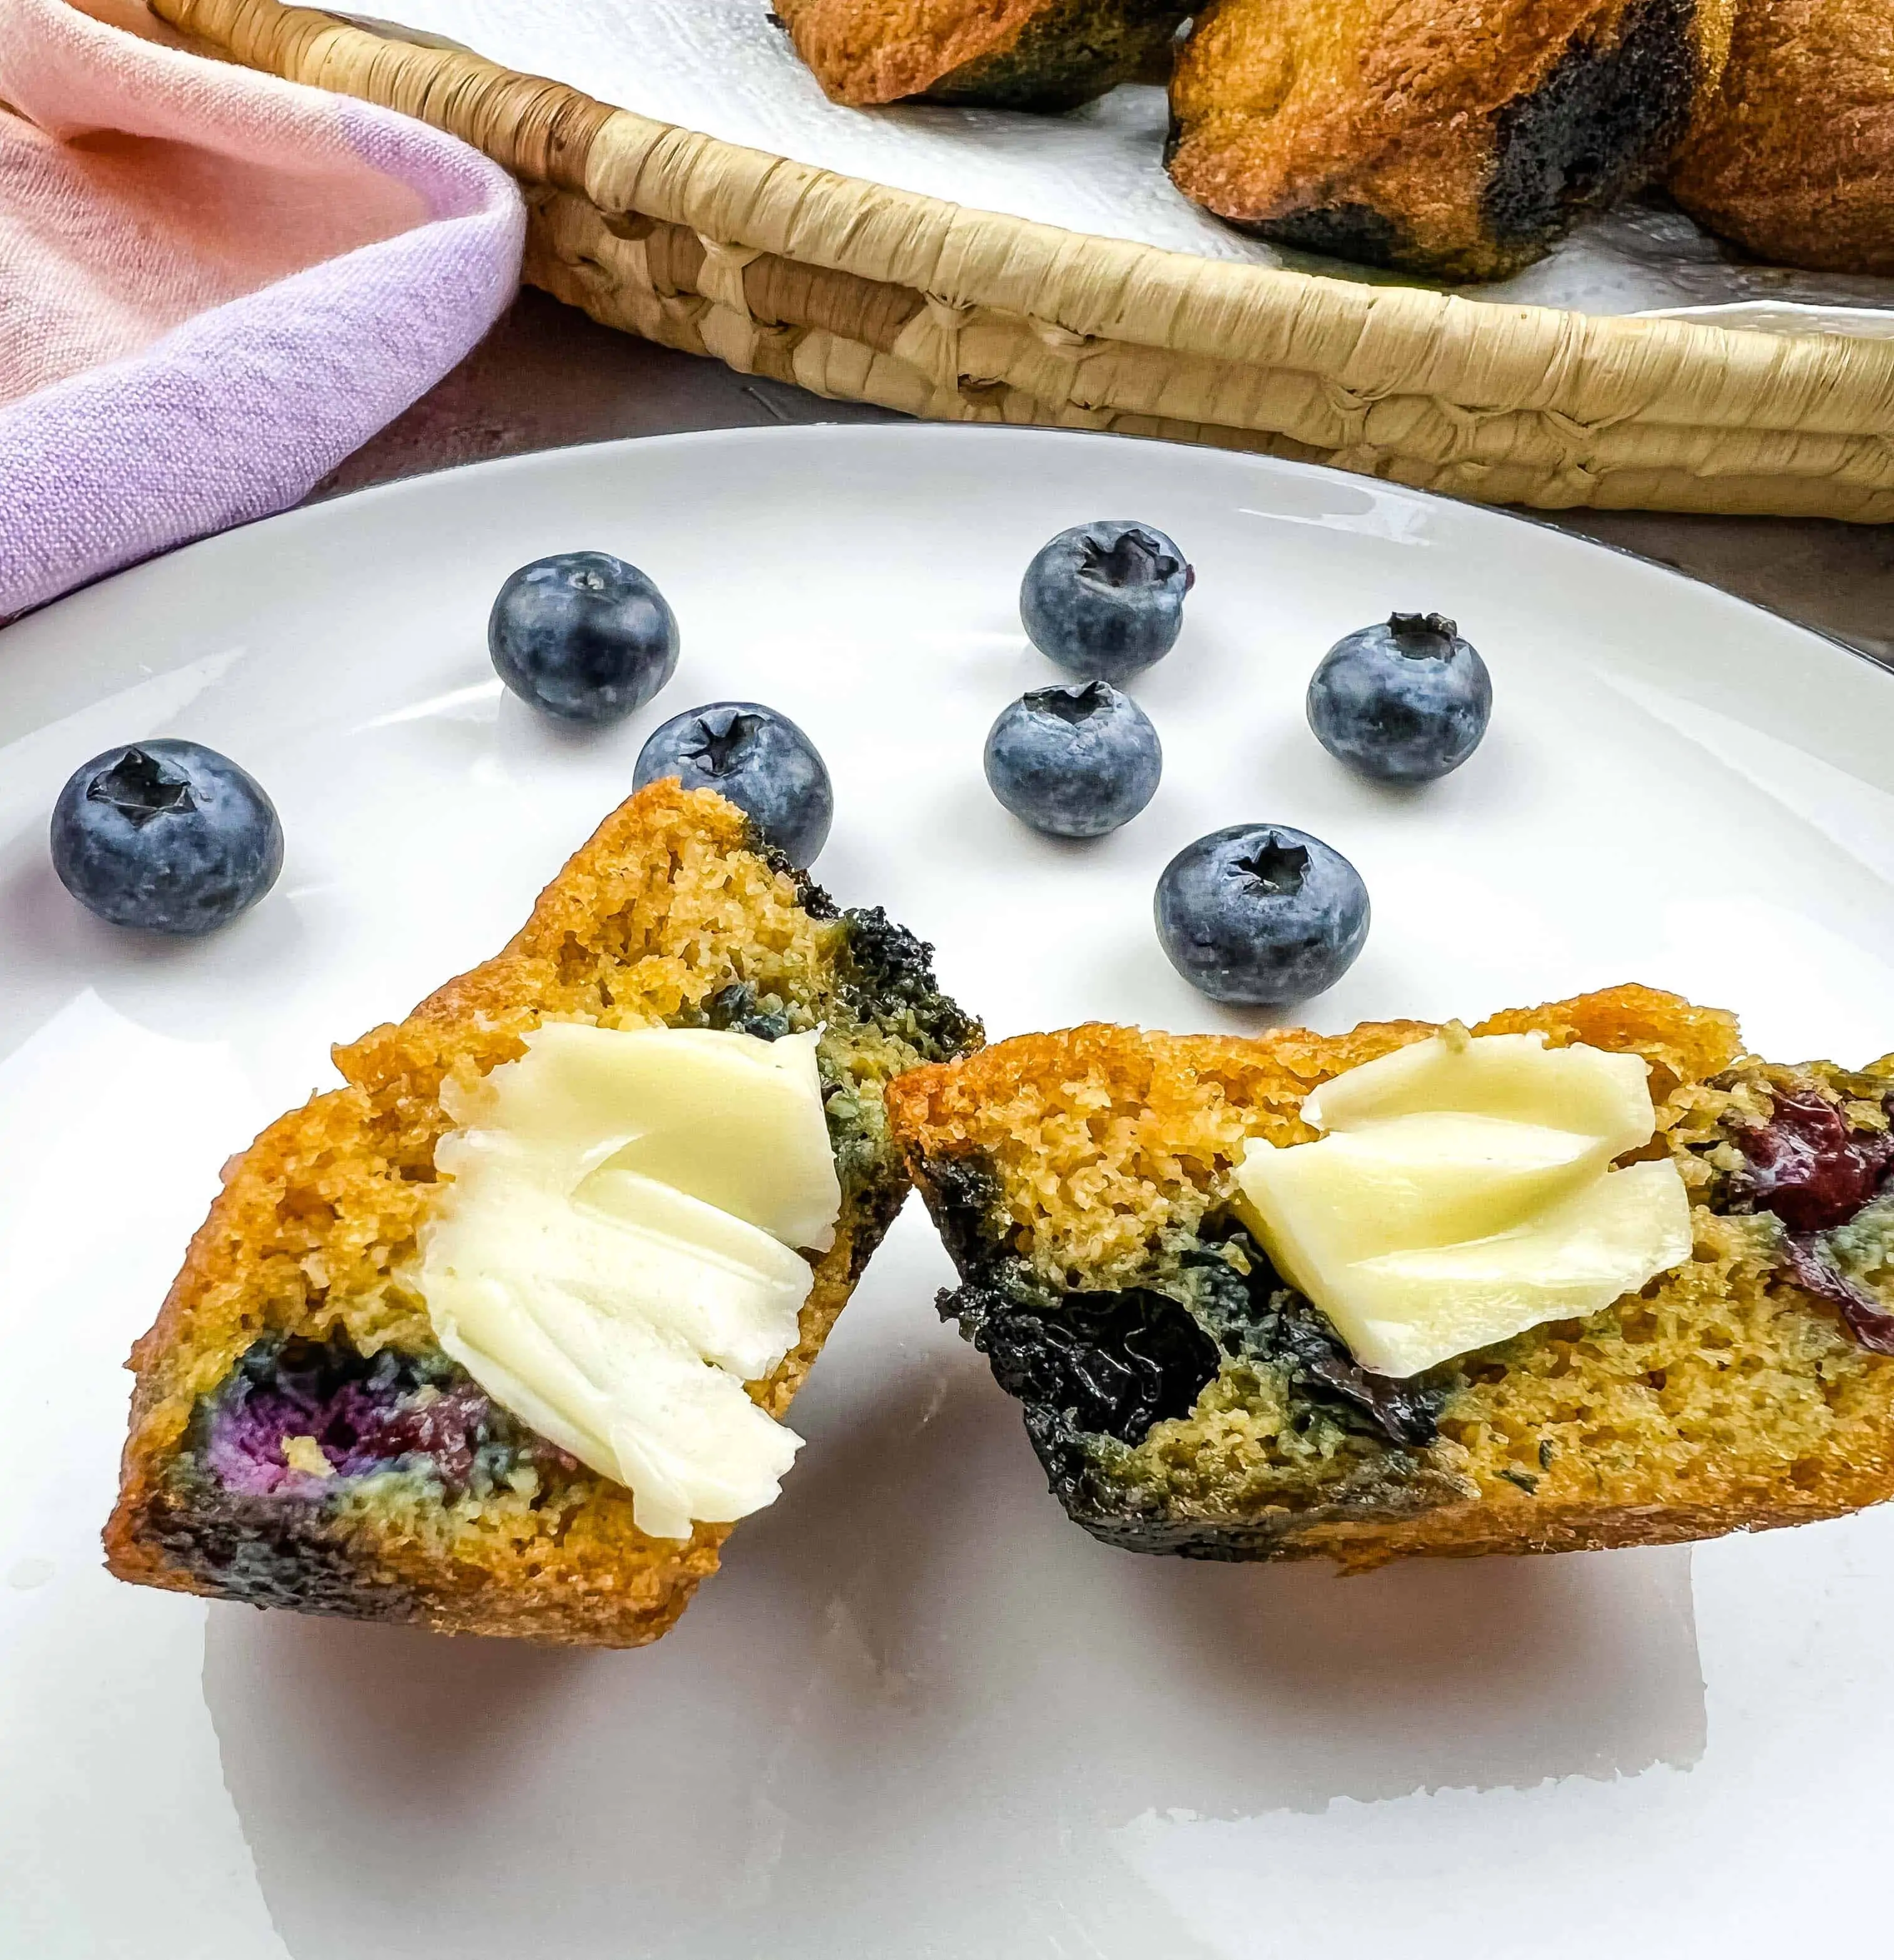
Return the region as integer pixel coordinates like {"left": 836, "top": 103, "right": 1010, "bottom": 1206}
{"left": 376, "top": 0, "right": 1894, "bottom": 336}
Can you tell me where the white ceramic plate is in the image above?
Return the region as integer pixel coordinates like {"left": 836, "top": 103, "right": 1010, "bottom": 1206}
{"left": 5, "top": 425, "right": 1894, "bottom": 1960}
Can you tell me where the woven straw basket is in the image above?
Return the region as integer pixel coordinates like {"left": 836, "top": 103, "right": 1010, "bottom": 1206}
{"left": 160, "top": 0, "right": 1894, "bottom": 519}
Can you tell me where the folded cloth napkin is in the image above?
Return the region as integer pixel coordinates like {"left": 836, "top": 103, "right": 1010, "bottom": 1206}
{"left": 0, "top": 0, "right": 525, "bottom": 619}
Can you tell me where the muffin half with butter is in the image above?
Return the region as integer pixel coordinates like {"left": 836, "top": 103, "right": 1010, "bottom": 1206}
{"left": 104, "top": 782, "right": 979, "bottom": 1645}
{"left": 889, "top": 986, "right": 1894, "bottom": 1565}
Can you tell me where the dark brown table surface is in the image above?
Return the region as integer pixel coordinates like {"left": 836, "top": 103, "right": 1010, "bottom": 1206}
{"left": 319, "top": 287, "right": 1894, "bottom": 670}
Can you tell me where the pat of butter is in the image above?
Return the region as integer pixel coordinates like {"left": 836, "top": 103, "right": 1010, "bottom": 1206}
{"left": 417, "top": 1024, "right": 843, "bottom": 1540}
{"left": 1233, "top": 1029, "right": 1691, "bottom": 1377}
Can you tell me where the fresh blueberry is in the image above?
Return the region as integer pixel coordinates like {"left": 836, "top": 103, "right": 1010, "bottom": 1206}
{"left": 1020, "top": 521, "right": 1194, "bottom": 683}
{"left": 983, "top": 681, "right": 1161, "bottom": 839}
{"left": 1307, "top": 611, "right": 1491, "bottom": 784}
{"left": 634, "top": 702, "right": 834, "bottom": 867}
{"left": 49, "top": 740, "right": 283, "bottom": 936}
{"left": 489, "top": 550, "right": 679, "bottom": 724}
{"left": 1154, "top": 822, "right": 1369, "bottom": 1006}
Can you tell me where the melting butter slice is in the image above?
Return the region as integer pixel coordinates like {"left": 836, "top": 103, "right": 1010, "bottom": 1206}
{"left": 417, "top": 1024, "right": 843, "bottom": 1540}
{"left": 1302, "top": 1030, "right": 1655, "bottom": 1153}
{"left": 453, "top": 1021, "right": 842, "bottom": 1252}
{"left": 1233, "top": 1029, "right": 1692, "bottom": 1377}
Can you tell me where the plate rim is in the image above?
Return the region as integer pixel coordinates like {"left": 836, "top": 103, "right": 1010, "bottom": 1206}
{"left": 8, "top": 421, "right": 1890, "bottom": 692}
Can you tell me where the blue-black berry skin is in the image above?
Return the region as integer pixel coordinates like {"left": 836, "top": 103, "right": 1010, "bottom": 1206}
{"left": 49, "top": 740, "right": 284, "bottom": 936}
{"left": 1154, "top": 822, "right": 1369, "bottom": 1007}
{"left": 983, "top": 681, "right": 1162, "bottom": 839}
{"left": 634, "top": 702, "right": 834, "bottom": 868}
{"left": 488, "top": 551, "right": 679, "bottom": 724}
{"left": 1307, "top": 612, "right": 1491, "bottom": 784}
{"left": 1020, "top": 521, "right": 1194, "bottom": 683}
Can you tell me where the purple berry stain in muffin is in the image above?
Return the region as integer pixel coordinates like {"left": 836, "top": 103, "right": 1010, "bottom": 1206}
{"left": 201, "top": 1337, "right": 571, "bottom": 1499}
{"left": 1731, "top": 1089, "right": 1894, "bottom": 1353}
{"left": 1736, "top": 1091, "right": 1894, "bottom": 1235}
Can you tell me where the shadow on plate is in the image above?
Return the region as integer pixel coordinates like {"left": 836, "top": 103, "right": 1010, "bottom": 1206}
{"left": 205, "top": 1240, "right": 1705, "bottom": 1960}
{"left": 0, "top": 835, "right": 311, "bottom": 1044}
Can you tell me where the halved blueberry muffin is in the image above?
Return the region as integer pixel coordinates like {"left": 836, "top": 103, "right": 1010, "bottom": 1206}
{"left": 775, "top": 0, "right": 1188, "bottom": 111}
{"left": 1167, "top": 0, "right": 1736, "bottom": 281}
{"left": 890, "top": 986, "right": 1894, "bottom": 1567}
{"left": 105, "top": 782, "right": 979, "bottom": 1645}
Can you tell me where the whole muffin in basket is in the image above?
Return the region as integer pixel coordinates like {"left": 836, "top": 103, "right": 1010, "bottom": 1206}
{"left": 1669, "top": 0, "right": 1894, "bottom": 275}
{"left": 1166, "top": 0, "right": 1736, "bottom": 282}
{"left": 775, "top": 0, "right": 1187, "bottom": 111}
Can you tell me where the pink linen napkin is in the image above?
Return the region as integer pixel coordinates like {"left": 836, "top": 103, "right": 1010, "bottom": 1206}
{"left": 0, "top": 0, "right": 526, "bottom": 618}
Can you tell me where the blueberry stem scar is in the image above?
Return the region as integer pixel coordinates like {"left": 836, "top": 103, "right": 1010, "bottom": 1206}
{"left": 1025, "top": 682, "right": 1112, "bottom": 725}
{"left": 87, "top": 747, "right": 197, "bottom": 827}
{"left": 1233, "top": 838, "right": 1309, "bottom": 896}
{"left": 1078, "top": 529, "right": 1181, "bottom": 589}
{"left": 683, "top": 711, "right": 768, "bottom": 775}
{"left": 1387, "top": 613, "right": 1460, "bottom": 659}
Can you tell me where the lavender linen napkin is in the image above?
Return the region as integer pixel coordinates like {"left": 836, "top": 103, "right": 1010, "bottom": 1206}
{"left": 0, "top": 0, "right": 527, "bottom": 620}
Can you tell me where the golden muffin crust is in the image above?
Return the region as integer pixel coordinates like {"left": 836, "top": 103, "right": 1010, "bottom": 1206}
{"left": 891, "top": 985, "right": 1894, "bottom": 1569}
{"left": 1167, "top": 0, "right": 1736, "bottom": 281}
{"left": 1669, "top": 0, "right": 1894, "bottom": 274}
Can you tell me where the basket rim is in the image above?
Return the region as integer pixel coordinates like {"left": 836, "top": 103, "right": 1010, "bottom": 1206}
{"left": 146, "top": 0, "right": 1894, "bottom": 523}
{"left": 155, "top": 0, "right": 1894, "bottom": 380}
